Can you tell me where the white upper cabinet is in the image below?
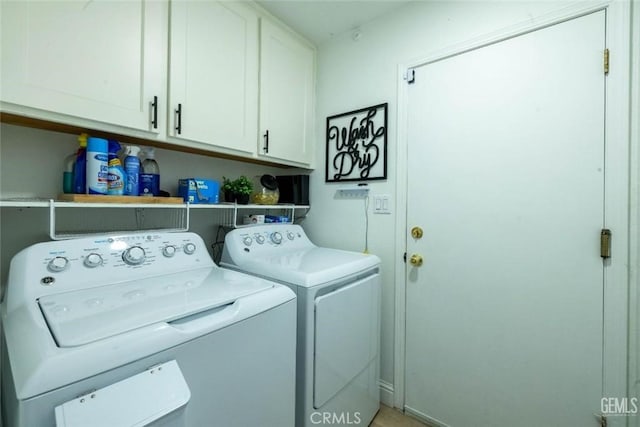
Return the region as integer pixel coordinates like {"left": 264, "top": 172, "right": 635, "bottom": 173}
{"left": 0, "top": 1, "right": 166, "bottom": 133}
{"left": 168, "top": 1, "right": 258, "bottom": 154}
{"left": 259, "top": 19, "right": 315, "bottom": 166}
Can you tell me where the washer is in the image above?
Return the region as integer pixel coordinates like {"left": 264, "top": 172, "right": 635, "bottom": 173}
{"left": 221, "top": 224, "right": 381, "bottom": 427}
{"left": 1, "top": 232, "right": 296, "bottom": 427}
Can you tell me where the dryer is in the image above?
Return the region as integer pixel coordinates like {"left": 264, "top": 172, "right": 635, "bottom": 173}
{"left": 1, "top": 232, "right": 296, "bottom": 427}
{"left": 221, "top": 224, "right": 381, "bottom": 427}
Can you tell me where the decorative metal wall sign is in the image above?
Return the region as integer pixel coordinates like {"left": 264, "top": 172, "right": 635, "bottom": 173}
{"left": 325, "top": 103, "right": 388, "bottom": 182}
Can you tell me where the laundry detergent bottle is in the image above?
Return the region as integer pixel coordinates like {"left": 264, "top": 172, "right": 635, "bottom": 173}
{"left": 86, "top": 137, "right": 108, "bottom": 195}
{"left": 73, "top": 133, "right": 88, "bottom": 194}
{"left": 140, "top": 147, "right": 160, "bottom": 196}
{"left": 124, "top": 145, "right": 141, "bottom": 196}
{"left": 107, "top": 140, "right": 126, "bottom": 195}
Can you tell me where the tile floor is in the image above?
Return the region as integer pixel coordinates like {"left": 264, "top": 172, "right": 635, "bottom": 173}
{"left": 370, "top": 404, "right": 427, "bottom": 427}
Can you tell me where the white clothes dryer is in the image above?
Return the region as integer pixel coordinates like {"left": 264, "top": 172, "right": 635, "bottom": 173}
{"left": 1, "top": 232, "right": 296, "bottom": 427}
{"left": 221, "top": 224, "right": 381, "bottom": 427}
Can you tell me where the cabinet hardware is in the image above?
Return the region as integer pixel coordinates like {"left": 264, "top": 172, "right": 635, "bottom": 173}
{"left": 150, "top": 96, "right": 158, "bottom": 129}
{"left": 263, "top": 130, "right": 269, "bottom": 153}
{"left": 175, "top": 104, "right": 182, "bottom": 135}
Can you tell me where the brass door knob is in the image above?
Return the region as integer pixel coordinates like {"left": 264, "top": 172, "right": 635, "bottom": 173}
{"left": 411, "top": 227, "right": 423, "bottom": 239}
{"left": 409, "top": 254, "right": 423, "bottom": 267}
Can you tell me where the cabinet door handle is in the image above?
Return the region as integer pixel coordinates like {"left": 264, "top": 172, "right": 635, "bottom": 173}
{"left": 175, "top": 104, "right": 182, "bottom": 135}
{"left": 150, "top": 96, "right": 158, "bottom": 129}
{"left": 263, "top": 130, "right": 269, "bottom": 153}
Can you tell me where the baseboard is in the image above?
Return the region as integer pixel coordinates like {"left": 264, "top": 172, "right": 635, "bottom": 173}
{"left": 378, "top": 380, "right": 394, "bottom": 407}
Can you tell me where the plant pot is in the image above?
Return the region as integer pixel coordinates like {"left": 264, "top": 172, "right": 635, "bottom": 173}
{"left": 224, "top": 190, "right": 235, "bottom": 203}
{"left": 236, "top": 193, "right": 250, "bottom": 205}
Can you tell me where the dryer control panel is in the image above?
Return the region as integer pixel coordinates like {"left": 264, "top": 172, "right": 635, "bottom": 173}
{"left": 222, "top": 224, "right": 314, "bottom": 258}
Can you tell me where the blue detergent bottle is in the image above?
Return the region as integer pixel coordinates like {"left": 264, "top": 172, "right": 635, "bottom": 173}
{"left": 124, "top": 145, "right": 141, "bottom": 196}
{"left": 107, "top": 140, "right": 126, "bottom": 195}
{"left": 73, "top": 133, "right": 88, "bottom": 194}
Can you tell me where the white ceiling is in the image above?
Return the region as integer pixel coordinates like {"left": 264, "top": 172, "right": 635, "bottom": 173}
{"left": 256, "top": 1, "right": 411, "bottom": 45}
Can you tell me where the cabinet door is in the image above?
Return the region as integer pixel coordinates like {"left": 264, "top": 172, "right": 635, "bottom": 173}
{"left": 169, "top": 1, "right": 258, "bottom": 154}
{"left": 259, "top": 19, "right": 315, "bottom": 166}
{"left": 0, "top": 1, "right": 166, "bottom": 133}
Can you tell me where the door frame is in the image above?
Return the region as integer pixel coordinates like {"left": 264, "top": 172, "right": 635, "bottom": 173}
{"left": 393, "top": 1, "right": 633, "bottom": 422}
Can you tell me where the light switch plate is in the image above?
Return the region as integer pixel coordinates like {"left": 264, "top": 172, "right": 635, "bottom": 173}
{"left": 373, "top": 194, "right": 391, "bottom": 214}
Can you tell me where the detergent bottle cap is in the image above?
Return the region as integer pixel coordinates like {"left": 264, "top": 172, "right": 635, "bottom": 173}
{"left": 143, "top": 147, "right": 156, "bottom": 159}
{"left": 108, "top": 140, "right": 121, "bottom": 155}
{"left": 78, "top": 133, "right": 88, "bottom": 148}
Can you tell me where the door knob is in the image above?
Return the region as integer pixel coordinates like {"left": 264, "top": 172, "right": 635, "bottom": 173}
{"left": 411, "top": 226, "right": 423, "bottom": 239}
{"left": 409, "top": 254, "right": 423, "bottom": 267}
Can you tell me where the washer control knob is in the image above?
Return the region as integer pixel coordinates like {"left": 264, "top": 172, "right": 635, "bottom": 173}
{"left": 83, "top": 253, "right": 103, "bottom": 268}
{"left": 243, "top": 236, "right": 253, "bottom": 246}
{"left": 47, "top": 256, "right": 69, "bottom": 272}
{"left": 255, "top": 234, "right": 265, "bottom": 244}
{"left": 183, "top": 243, "right": 196, "bottom": 255}
{"left": 162, "top": 245, "right": 177, "bottom": 257}
{"left": 287, "top": 231, "right": 295, "bottom": 241}
{"left": 122, "top": 246, "right": 146, "bottom": 265}
{"left": 270, "top": 232, "right": 283, "bottom": 245}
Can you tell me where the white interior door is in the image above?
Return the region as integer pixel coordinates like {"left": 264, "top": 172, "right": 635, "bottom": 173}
{"left": 405, "top": 11, "right": 606, "bottom": 427}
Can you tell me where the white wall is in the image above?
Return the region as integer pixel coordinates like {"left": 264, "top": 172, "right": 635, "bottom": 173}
{"left": 305, "top": 0, "right": 637, "bottom": 404}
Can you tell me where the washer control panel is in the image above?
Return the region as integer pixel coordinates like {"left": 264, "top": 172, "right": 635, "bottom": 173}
{"left": 13, "top": 232, "right": 215, "bottom": 298}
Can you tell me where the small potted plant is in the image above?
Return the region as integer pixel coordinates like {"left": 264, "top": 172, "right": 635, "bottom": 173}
{"left": 222, "top": 175, "right": 253, "bottom": 204}
{"left": 222, "top": 177, "right": 235, "bottom": 203}
{"left": 232, "top": 175, "right": 253, "bottom": 204}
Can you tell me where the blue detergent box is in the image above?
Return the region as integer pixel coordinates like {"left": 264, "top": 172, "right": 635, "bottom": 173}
{"left": 265, "top": 215, "right": 289, "bottom": 223}
{"left": 178, "top": 178, "right": 220, "bottom": 204}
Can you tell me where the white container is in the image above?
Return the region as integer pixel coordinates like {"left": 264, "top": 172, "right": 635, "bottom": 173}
{"left": 242, "top": 215, "right": 265, "bottom": 225}
{"left": 86, "top": 137, "right": 108, "bottom": 195}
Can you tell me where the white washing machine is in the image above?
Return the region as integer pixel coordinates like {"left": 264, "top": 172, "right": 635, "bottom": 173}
{"left": 221, "top": 224, "right": 381, "bottom": 427}
{"left": 1, "top": 232, "right": 296, "bottom": 427}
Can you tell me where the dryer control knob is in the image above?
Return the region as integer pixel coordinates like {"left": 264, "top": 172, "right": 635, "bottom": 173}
{"left": 83, "top": 253, "right": 103, "bottom": 268}
{"left": 162, "top": 245, "right": 177, "bottom": 257}
{"left": 47, "top": 256, "right": 69, "bottom": 272}
{"left": 287, "top": 231, "right": 295, "bottom": 241}
{"left": 122, "top": 246, "right": 146, "bottom": 265}
{"left": 270, "top": 232, "right": 283, "bottom": 245}
{"left": 255, "top": 234, "right": 265, "bottom": 244}
{"left": 183, "top": 243, "right": 196, "bottom": 255}
{"left": 242, "top": 236, "right": 253, "bottom": 246}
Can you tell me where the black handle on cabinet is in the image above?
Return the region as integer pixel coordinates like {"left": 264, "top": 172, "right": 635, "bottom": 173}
{"left": 150, "top": 96, "right": 158, "bottom": 129}
{"left": 175, "top": 104, "right": 182, "bottom": 135}
{"left": 263, "top": 130, "right": 269, "bottom": 153}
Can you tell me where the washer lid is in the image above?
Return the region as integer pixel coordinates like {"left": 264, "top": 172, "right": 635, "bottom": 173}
{"left": 38, "top": 267, "right": 273, "bottom": 347}
{"left": 226, "top": 247, "right": 380, "bottom": 287}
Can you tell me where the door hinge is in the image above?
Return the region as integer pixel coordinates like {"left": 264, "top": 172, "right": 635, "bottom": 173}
{"left": 405, "top": 69, "right": 415, "bottom": 84}
{"left": 604, "top": 49, "right": 610, "bottom": 75}
{"left": 403, "top": 252, "right": 407, "bottom": 263}
{"left": 600, "top": 229, "right": 611, "bottom": 259}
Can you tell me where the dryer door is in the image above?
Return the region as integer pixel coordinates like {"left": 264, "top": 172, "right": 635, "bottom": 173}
{"left": 313, "top": 272, "right": 380, "bottom": 408}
